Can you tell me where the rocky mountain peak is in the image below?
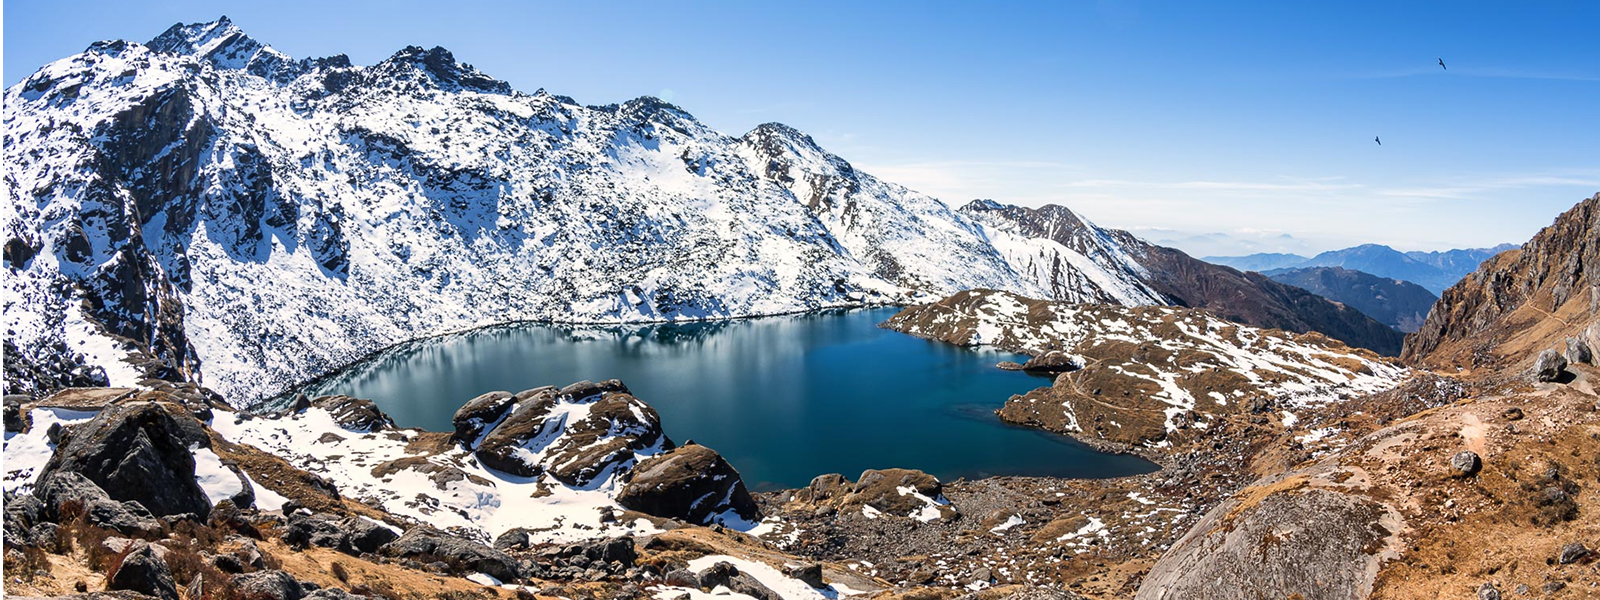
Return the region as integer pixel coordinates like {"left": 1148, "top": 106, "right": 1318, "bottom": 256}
{"left": 378, "top": 45, "right": 511, "bottom": 94}
{"left": 1402, "top": 192, "right": 1600, "bottom": 369}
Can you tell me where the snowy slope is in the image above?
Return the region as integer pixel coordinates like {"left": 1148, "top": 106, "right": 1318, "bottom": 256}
{"left": 2, "top": 18, "right": 1165, "bottom": 404}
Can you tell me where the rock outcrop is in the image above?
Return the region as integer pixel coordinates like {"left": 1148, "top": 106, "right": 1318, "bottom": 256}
{"left": 1136, "top": 473, "right": 1401, "bottom": 600}
{"left": 616, "top": 443, "right": 761, "bottom": 525}
{"left": 36, "top": 397, "right": 229, "bottom": 517}
{"left": 468, "top": 380, "right": 668, "bottom": 486}
{"left": 792, "top": 468, "right": 957, "bottom": 521}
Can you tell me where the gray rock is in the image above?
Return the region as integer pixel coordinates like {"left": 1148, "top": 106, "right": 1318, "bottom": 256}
{"left": 616, "top": 443, "right": 760, "bottom": 525}
{"left": 4, "top": 490, "right": 44, "bottom": 543}
{"left": 1135, "top": 486, "right": 1398, "bottom": 600}
{"left": 493, "top": 527, "right": 534, "bottom": 552}
{"left": 107, "top": 540, "right": 179, "bottom": 600}
{"left": 379, "top": 526, "right": 520, "bottom": 582}
{"left": 231, "top": 569, "right": 306, "bottom": 600}
{"left": 785, "top": 563, "right": 825, "bottom": 588}
{"left": 996, "top": 361, "right": 1025, "bottom": 371}
{"left": 1451, "top": 451, "right": 1483, "bottom": 477}
{"left": 662, "top": 568, "right": 699, "bottom": 588}
{"left": 1477, "top": 582, "right": 1500, "bottom": 600}
{"left": 282, "top": 512, "right": 396, "bottom": 555}
{"left": 1566, "top": 337, "right": 1593, "bottom": 365}
{"left": 1534, "top": 349, "right": 1568, "bottom": 382}
{"left": 36, "top": 472, "right": 163, "bottom": 535}
{"left": 1558, "top": 541, "right": 1589, "bottom": 564}
{"left": 4, "top": 394, "right": 30, "bottom": 433}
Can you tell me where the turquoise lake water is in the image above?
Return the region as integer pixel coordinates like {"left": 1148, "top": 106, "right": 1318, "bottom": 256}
{"left": 302, "top": 308, "right": 1157, "bottom": 490}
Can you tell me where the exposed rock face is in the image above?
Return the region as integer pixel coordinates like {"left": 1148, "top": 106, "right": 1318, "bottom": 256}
{"left": 36, "top": 398, "right": 220, "bottom": 517}
{"left": 961, "top": 201, "right": 1407, "bottom": 355}
{"left": 282, "top": 512, "right": 397, "bottom": 555}
{"left": 470, "top": 380, "right": 668, "bottom": 486}
{"left": 1404, "top": 193, "right": 1600, "bottom": 368}
{"left": 1021, "top": 351, "right": 1080, "bottom": 373}
{"left": 1136, "top": 483, "right": 1399, "bottom": 600}
{"left": 792, "top": 468, "right": 957, "bottom": 521}
{"left": 883, "top": 289, "right": 1407, "bottom": 447}
{"left": 451, "top": 390, "right": 521, "bottom": 445}
{"left": 616, "top": 443, "right": 761, "bottom": 525}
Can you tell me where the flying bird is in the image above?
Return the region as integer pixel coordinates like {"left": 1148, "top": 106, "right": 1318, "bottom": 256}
{"left": 1439, "top": 57, "right": 1447, "bottom": 70}
{"left": 1375, "top": 136, "right": 1382, "bottom": 146}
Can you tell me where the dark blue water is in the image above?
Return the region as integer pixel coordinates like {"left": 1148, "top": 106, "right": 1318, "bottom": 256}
{"left": 302, "top": 308, "right": 1156, "bottom": 490}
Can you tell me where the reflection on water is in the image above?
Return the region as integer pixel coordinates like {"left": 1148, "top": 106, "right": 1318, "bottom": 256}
{"left": 299, "top": 308, "right": 1157, "bottom": 490}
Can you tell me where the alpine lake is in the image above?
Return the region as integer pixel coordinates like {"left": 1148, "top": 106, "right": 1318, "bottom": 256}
{"left": 299, "top": 307, "right": 1157, "bottom": 491}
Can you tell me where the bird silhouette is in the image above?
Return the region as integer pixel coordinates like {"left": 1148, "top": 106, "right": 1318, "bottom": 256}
{"left": 1439, "top": 57, "right": 1447, "bottom": 70}
{"left": 1375, "top": 136, "right": 1382, "bottom": 146}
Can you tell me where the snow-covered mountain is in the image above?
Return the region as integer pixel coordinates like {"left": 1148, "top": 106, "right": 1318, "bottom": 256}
{"left": 3, "top": 17, "right": 1169, "bottom": 404}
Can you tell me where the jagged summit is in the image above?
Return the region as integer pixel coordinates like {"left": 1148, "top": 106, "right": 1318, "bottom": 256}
{"left": 376, "top": 45, "right": 511, "bottom": 94}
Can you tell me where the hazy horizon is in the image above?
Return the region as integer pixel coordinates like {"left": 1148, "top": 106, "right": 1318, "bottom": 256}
{"left": 6, "top": 0, "right": 1595, "bottom": 255}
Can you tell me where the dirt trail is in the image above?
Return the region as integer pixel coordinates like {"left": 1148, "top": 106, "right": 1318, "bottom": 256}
{"left": 1458, "top": 413, "right": 1487, "bottom": 455}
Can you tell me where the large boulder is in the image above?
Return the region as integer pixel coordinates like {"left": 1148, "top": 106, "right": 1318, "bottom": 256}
{"left": 616, "top": 443, "right": 760, "bottom": 525}
{"left": 379, "top": 527, "right": 520, "bottom": 582}
{"left": 309, "top": 396, "right": 394, "bottom": 432}
{"left": 107, "top": 540, "right": 179, "bottom": 600}
{"left": 473, "top": 380, "right": 668, "bottom": 486}
{"left": 1534, "top": 349, "right": 1569, "bottom": 382}
{"left": 230, "top": 570, "right": 306, "bottom": 600}
{"left": 36, "top": 400, "right": 215, "bottom": 517}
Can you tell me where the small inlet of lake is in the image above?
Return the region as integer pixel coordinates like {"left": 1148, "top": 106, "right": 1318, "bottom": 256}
{"left": 299, "top": 308, "right": 1157, "bottom": 491}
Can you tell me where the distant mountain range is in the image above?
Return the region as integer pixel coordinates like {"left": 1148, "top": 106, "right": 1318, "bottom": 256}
{"left": 1205, "top": 243, "right": 1517, "bottom": 294}
{"left": 1264, "top": 267, "right": 1438, "bottom": 332}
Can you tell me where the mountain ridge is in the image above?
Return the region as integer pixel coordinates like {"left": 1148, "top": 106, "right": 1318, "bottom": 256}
{"left": 1206, "top": 242, "right": 1517, "bottom": 294}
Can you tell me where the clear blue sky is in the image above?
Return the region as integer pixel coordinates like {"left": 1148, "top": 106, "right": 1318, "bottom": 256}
{"left": 5, "top": 0, "right": 1597, "bottom": 255}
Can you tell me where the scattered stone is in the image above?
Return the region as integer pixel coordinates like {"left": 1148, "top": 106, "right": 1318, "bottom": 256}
{"left": 1451, "top": 451, "right": 1482, "bottom": 477}
{"left": 1501, "top": 407, "right": 1524, "bottom": 421}
{"left": 107, "top": 540, "right": 179, "bottom": 600}
{"left": 1534, "top": 349, "right": 1568, "bottom": 383}
{"left": 1477, "top": 582, "right": 1500, "bottom": 600}
{"left": 1542, "top": 581, "right": 1566, "bottom": 593}
{"left": 1558, "top": 542, "right": 1589, "bottom": 564}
